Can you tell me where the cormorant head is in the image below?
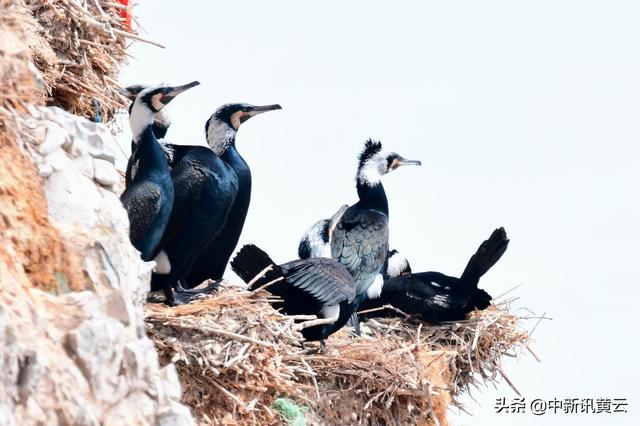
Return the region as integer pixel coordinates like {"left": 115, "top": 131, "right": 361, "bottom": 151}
{"left": 205, "top": 103, "right": 282, "bottom": 155}
{"left": 121, "top": 84, "right": 172, "bottom": 139}
{"left": 356, "top": 139, "right": 422, "bottom": 186}
{"left": 385, "top": 249, "right": 412, "bottom": 278}
{"left": 128, "top": 81, "right": 200, "bottom": 140}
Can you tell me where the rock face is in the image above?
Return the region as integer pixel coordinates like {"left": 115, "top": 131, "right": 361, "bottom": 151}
{"left": 0, "top": 106, "right": 194, "bottom": 425}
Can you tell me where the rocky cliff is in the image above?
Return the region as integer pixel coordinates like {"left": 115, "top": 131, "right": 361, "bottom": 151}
{"left": 0, "top": 106, "right": 195, "bottom": 425}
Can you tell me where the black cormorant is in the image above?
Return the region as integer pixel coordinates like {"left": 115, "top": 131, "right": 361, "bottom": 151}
{"left": 121, "top": 84, "right": 173, "bottom": 186}
{"left": 298, "top": 204, "right": 349, "bottom": 260}
{"left": 183, "top": 103, "right": 282, "bottom": 286}
{"left": 119, "top": 81, "right": 199, "bottom": 261}
{"left": 329, "top": 139, "right": 421, "bottom": 330}
{"left": 121, "top": 84, "right": 172, "bottom": 139}
{"left": 358, "top": 227, "right": 509, "bottom": 323}
{"left": 150, "top": 103, "right": 281, "bottom": 304}
{"left": 231, "top": 244, "right": 356, "bottom": 349}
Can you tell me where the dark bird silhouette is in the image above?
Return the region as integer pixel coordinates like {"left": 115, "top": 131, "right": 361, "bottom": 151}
{"left": 183, "top": 103, "right": 282, "bottom": 287}
{"left": 119, "top": 81, "right": 199, "bottom": 261}
{"left": 231, "top": 244, "right": 356, "bottom": 349}
{"left": 358, "top": 227, "right": 509, "bottom": 323}
{"left": 150, "top": 103, "right": 281, "bottom": 305}
{"left": 329, "top": 139, "right": 421, "bottom": 331}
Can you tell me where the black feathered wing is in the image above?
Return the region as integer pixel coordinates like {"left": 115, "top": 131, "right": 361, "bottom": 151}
{"left": 331, "top": 208, "right": 389, "bottom": 295}
{"left": 281, "top": 258, "right": 356, "bottom": 306}
{"left": 158, "top": 148, "right": 236, "bottom": 251}
{"left": 120, "top": 181, "right": 162, "bottom": 244}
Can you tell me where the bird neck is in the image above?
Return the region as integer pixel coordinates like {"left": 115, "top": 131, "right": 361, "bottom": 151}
{"left": 356, "top": 180, "right": 388, "bottom": 216}
{"left": 130, "top": 105, "right": 156, "bottom": 143}
{"left": 207, "top": 120, "right": 237, "bottom": 156}
{"left": 152, "top": 122, "right": 168, "bottom": 140}
{"left": 133, "top": 126, "right": 168, "bottom": 179}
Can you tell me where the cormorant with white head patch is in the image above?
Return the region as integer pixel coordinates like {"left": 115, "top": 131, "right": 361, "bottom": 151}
{"left": 150, "top": 103, "right": 281, "bottom": 304}
{"left": 121, "top": 84, "right": 173, "bottom": 187}
{"left": 231, "top": 244, "right": 356, "bottom": 350}
{"left": 329, "top": 139, "right": 421, "bottom": 330}
{"left": 358, "top": 227, "right": 509, "bottom": 323}
{"left": 121, "top": 84, "right": 172, "bottom": 140}
{"left": 120, "top": 81, "right": 199, "bottom": 261}
{"left": 182, "top": 103, "right": 282, "bottom": 287}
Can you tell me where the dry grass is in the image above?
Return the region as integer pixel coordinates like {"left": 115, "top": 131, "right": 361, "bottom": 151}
{"left": 145, "top": 287, "right": 316, "bottom": 425}
{"left": 0, "top": 0, "right": 45, "bottom": 117}
{"left": 1, "top": 0, "right": 158, "bottom": 123}
{"left": 145, "top": 285, "right": 533, "bottom": 425}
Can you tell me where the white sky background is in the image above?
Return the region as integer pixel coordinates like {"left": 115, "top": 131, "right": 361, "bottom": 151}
{"left": 117, "top": 1, "right": 640, "bottom": 424}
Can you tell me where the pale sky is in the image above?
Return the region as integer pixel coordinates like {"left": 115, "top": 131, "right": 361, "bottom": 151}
{"left": 118, "top": 1, "right": 640, "bottom": 424}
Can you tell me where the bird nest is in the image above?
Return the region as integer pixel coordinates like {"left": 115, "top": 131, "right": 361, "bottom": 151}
{"left": 1, "top": 0, "right": 158, "bottom": 123}
{"left": 145, "top": 285, "right": 534, "bottom": 425}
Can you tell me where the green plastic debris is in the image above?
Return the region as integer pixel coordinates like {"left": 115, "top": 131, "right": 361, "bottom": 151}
{"left": 271, "top": 397, "right": 308, "bottom": 426}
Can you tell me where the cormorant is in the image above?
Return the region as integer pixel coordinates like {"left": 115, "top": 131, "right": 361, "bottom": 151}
{"left": 121, "top": 84, "right": 173, "bottom": 187}
{"left": 231, "top": 244, "right": 356, "bottom": 349}
{"left": 358, "top": 227, "right": 509, "bottom": 323}
{"left": 119, "top": 81, "right": 199, "bottom": 261}
{"left": 182, "top": 103, "right": 282, "bottom": 287}
{"left": 150, "top": 103, "right": 281, "bottom": 305}
{"left": 121, "top": 84, "right": 172, "bottom": 138}
{"left": 329, "top": 139, "right": 421, "bottom": 330}
{"left": 298, "top": 205, "right": 349, "bottom": 259}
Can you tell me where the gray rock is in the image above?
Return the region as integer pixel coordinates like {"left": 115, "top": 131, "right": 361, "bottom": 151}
{"left": 16, "top": 352, "right": 44, "bottom": 403}
{"left": 73, "top": 155, "right": 95, "bottom": 180}
{"left": 158, "top": 364, "right": 182, "bottom": 402}
{"left": 93, "top": 158, "right": 120, "bottom": 188}
{"left": 122, "top": 339, "right": 158, "bottom": 388}
{"left": 156, "top": 401, "right": 196, "bottom": 426}
{"left": 44, "top": 170, "right": 99, "bottom": 229}
{"left": 102, "top": 291, "right": 131, "bottom": 325}
{"left": 6, "top": 106, "right": 196, "bottom": 425}
{"left": 34, "top": 160, "right": 53, "bottom": 178}
{"left": 0, "top": 403, "right": 17, "bottom": 426}
{"left": 103, "top": 392, "right": 156, "bottom": 426}
{"left": 66, "top": 318, "right": 127, "bottom": 405}
{"left": 39, "top": 123, "right": 69, "bottom": 156}
{"left": 45, "top": 150, "right": 72, "bottom": 173}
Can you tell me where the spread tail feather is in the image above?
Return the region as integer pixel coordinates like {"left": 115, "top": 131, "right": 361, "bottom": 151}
{"left": 459, "top": 227, "right": 509, "bottom": 286}
{"left": 230, "top": 244, "right": 282, "bottom": 291}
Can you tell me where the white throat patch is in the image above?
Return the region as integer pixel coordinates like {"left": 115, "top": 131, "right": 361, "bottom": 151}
{"left": 129, "top": 98, "right": 156, "bottom": 142}
{"left": 206, "top": 119, "right": 237, "bottom": 155}
{"left": 155, "top": 109, "right": 171, "bottom": 129}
